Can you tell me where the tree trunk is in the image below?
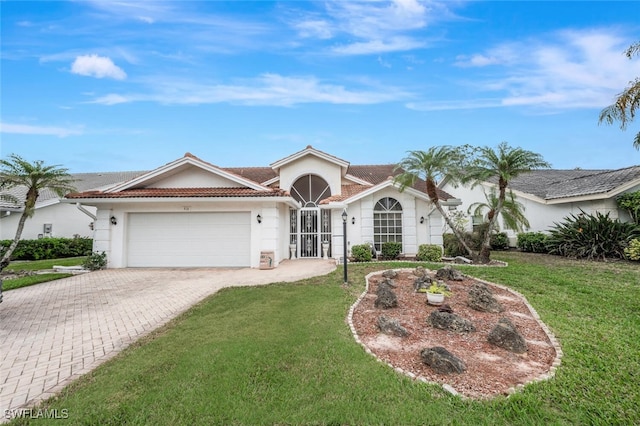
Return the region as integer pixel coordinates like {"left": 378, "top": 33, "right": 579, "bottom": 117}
{"left": 477, "top": 182, "right": 507, "bottom": 264}
{"left": 0, "top": 211, "right": 30, "bottom": 272}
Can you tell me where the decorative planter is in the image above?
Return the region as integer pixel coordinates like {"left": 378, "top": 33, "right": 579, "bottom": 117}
{"left": 289, "top": 244, "right": 297, "bottom": 260}
{"left": 426, "top": 292, "right": 445, "bottom": 306}
{"left": 322, "top": 242, "right": 330, "bottom": 260}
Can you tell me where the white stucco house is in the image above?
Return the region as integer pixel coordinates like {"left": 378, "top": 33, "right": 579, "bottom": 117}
{"left": 440, "top": 166, "right": 640, "bottom": 245}
{"left": 64, "top": 146, "right": 459, "bottom": 268}
{"left": 0, "top": 171, "right": 145, "bottom": 241}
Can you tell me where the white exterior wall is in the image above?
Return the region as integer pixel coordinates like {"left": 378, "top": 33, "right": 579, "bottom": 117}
{"left": 0, "top": 202, "right": 95, "bottom": 240}
{"left": 153, "top": 168, "right": 244, "bottom": 188}
{"left": 278, "top": 157, "right": 343, "bottom": 196}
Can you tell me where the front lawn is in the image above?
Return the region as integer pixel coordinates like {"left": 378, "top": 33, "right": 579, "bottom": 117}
{"left": 12, "top": 252, "right": 640, "bottom": 425}
{"left": 2, "top": 257, "right": 83, "bottom": 291}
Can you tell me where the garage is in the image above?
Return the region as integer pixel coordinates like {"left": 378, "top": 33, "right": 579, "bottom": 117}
{"left": 126, "top": 212, "right": 251, "bottom": 267}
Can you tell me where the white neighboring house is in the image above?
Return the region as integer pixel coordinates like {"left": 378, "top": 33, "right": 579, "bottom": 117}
{"left": 64, "top": 146, "right": 460, "bottom": 268}
{"left": 0, "top": 171, "right": 146, "bottom": 241}
{"left": 440, "top": 166, "right": 640, "bottom": 246}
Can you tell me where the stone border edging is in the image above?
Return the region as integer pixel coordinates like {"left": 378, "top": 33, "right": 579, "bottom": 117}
{"left": 346, "top": 268, "right": 563, "bottom": 398}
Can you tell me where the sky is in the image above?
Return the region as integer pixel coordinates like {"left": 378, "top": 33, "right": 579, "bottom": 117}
{"left": 1, "top": 0, "right": 640, "bottom": 174}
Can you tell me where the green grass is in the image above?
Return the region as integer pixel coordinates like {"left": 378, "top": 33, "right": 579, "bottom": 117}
{"left": 1, "top": 273, "right": 74, "bottom": 291}
{"left": 10, "top": 252, "right": 640, "bottom": 425}
{"left": 5, "top": 256, "right": 84, "bottom": 271}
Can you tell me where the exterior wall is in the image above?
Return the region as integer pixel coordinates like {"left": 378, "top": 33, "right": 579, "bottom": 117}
{"left": 153, "top": 168, "right": 244, "bottom": 188}
{"left": 0, "top": 202, "right": 95, "bottom": 240}
{"left": 278, "top": 157, "right": 343, "bottom": 197}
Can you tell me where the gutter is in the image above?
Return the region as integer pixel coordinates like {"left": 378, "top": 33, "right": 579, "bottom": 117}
{"left": 76, "top": 203, "right": 97, "bottom": 220}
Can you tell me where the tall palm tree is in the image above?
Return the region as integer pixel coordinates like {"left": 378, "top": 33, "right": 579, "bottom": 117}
{"left": 468, "top": 188, "right": 530, "bottom": 233}
{"left": 599, "top": 41, "right": 640, "bottom": 149}
{"left": 462, "top": 142, "right": 550, "bottom": 263}
{"left": 394, "top": 146, "right": 475, "bottom": 257}
{"left": 0, "top": 154, "right": 76, "bottom": 271}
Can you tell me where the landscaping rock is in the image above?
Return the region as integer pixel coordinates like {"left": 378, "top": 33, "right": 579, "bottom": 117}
{"left": 382, "top": 269, "right": 398, "bottom": 279}
{"left": 413, "top": 266, "right": 427, "bottom": 278}
{"left": 435, "top": 265, "right": 465, "bottom": 281}
{"left": 414, "top": 275, "right": 432, "bottom": 292}
{"left": 427, "top": 310, "right": 476, "bottom": 333}
{"left": 437, "top": 304, "right": 453, "bottom": 314}
{"left": 375, "top": 285, "right": 398, "bottom": 309}
{"left": 487, "top": 317, "right": 528, "bottom": 353}
{"left": 377, "top": 315, "right": 409, "bottom": 337}
{"left": 420, "top": 346, "right": 467, "bottom": 374}
{"left": 453, "top": 256, "right": 473, "bottom": 264}
{"left": 378, "top": 277, "right": 396, "bottom": 290}
{"left": 467, "top": 282, "right": 504, "bottom": 313}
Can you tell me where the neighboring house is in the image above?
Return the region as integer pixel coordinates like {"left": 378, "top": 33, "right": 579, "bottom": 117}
{"left": 0, "top": 171, "right": 146, "bottom": 240}
{"left": 65, "top": 146, "right": 460, "bottom": 268}
{"left": 440, "top": 166, "right": 640, "bottom": 245}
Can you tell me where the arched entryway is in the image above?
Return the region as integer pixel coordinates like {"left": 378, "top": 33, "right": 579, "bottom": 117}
{"left": 289, "top": 174, "right": 332, "bottom": 258}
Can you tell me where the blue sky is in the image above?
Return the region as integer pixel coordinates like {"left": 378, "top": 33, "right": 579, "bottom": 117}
{"left": 2, "top": 0, "right": 640, "bottom": 173}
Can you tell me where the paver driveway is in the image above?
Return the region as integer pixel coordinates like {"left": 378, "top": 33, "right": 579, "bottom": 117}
{"left": 0, "top": 260, "right": 336, "bottom": 419}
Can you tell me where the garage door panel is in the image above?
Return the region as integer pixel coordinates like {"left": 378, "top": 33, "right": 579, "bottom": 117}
{"left": 127, "top": 212, "right": 251, "bottom": 267}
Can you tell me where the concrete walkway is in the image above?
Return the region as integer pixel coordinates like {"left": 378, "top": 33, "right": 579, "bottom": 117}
{"left": 0, "top": 259, "right": 336, "bottom": 419}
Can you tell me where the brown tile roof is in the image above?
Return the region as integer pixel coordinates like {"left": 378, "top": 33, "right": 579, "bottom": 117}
{"left": 224, "top": 167, "right": 277, "bottom": 185}
{"left": 66, "top": 187, "right": 289, "bottom": 199}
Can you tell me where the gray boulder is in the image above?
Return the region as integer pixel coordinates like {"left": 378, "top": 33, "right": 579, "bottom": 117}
{"left": 377, "top": 316, "right": 409, "bottom": 337}
{"left": 487, "top": 317, "right": 528, "bottom": 353}
{"left": 413, "top": 266, "right": 427, "bottom": 278}
{"left": 467, "top": 282, "right": 504, "bottom": 313}
{"left": 382, "top": 269, "right": 398, "bottom": 279}
{"left": 427, "top": 311, "right": 476, "bottom": 333}
{"left": 435, "top": 265, "right": 465, "bottom": 281}
{"left": 414, "top": 275, "right": 432, "bottom": 292}
{"left": 420, "top": 346, "right": 467, "bottom": 374}
{"left": 378, "top": 277, "right": 397, "bottom": 290}
{"left": 375, "top": 285, "right": 398, "bottom": 309}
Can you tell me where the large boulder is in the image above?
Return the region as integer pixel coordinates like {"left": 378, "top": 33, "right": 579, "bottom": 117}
{"left": 427, "top": 311, "right": 476, "bottom": 333}
{"left": 382, "top": 269, "right": 398, "bottom": 279}
{"left": 420, "top": 347, "right": 467, "bottom": 374}
{"left": 487, "top": 317, "right": 528, "bottom": 353}
{"left": 467, "top": 282, "right": 504, "bottom": 313}
{"left": 377, "top": 316, "right": 409, "bottom": 337}
{"left": 375, "top": 284, "right": 398, "bottom": 309}
{"left": 435, "top": 265, "right": 465, "bottom": 281}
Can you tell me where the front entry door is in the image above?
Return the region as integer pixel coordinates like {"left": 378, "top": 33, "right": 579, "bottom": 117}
{"left": 298, "top": 208, "right": 332, "bottom": 258}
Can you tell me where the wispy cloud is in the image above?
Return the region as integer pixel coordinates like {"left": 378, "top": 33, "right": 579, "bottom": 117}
{"left": 0, "top": 122, "right": 83, "bottom": 137}
{"left": 71, "top": 54, "right": 127, "bottom": 80}
{"left": 88, "top": 73, "right": 409, "bottom": 107}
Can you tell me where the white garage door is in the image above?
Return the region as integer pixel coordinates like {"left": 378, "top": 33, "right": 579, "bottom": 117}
{"left": 127, "top": 212, "right": 251, "bottom": 267}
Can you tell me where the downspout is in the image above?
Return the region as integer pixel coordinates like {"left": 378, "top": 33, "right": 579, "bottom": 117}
{"left": 76, "top": 203, "right": 97, "bottom": 220}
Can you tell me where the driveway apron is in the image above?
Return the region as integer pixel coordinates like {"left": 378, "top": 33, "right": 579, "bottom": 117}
{"left": 0, "top": 260, "right": 336, "bottom": 419}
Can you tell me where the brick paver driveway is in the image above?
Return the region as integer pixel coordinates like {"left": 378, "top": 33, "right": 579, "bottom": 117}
{"left": 0, "top": 260, "right": 336, "bottom": 419}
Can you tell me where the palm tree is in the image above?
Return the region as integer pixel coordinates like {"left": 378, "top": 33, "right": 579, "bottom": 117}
{"left": 0, "top": 154, "right": 76, "bottom": 272}
{"left": 462, "top": 142, "right": 550, "bottom": 263}
{"left": 394, "top": 146, "right": 475, "bottom": 257}
{"left": 599, "top": 41, "right": 640, "bottom": 149}
{"left": 467, "top": 188, "right": 530, "bottom": 233}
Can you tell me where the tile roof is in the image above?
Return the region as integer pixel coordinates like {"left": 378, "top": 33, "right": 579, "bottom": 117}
{"left": 487, "top": 166, "right": 640, "bottom": 200}
{"left": 224, "top": 167, "right": 277, "bottom": 185}
{"left": 66, "top": 187, "right": 288, "bottom": 199}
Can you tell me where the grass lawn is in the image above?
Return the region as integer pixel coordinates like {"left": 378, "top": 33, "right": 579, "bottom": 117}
{"left": 2, "top": 257, "right": 83, "bottom": 290}
{"left": 11, "top": 252, "right": 640, "bottom": 425}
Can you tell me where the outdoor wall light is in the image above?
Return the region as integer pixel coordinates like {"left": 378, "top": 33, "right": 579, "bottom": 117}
{"left": 110, "top": 216, "right": 117, "bottom": 225}
{"left": 420, "top": 216, "right": 425, "bottom": 224}
{"left": 257, "top": 214, "right": 262, "bottom": 224}
{"left": 351, "top": 217, "right": 355, "bottom": 225}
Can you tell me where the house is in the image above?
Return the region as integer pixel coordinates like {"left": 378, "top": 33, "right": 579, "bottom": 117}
{"left": 64, "top": 146, "right": 460, "bottom": 268}
{"left": 0, "top": 171, "right": 146, "bottom": 240}
{"left": 440, "top": 166, "right": 640, "bottom": 245}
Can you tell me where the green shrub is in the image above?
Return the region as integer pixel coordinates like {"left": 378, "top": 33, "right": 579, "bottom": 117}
{"left": 415, "top": 244, "right": 442, "bottom": 262}
{"left": 616, "top": 191, "right": 640, "bottom": 225}
{"left": 380, "top": 241, "right": 402, "bottom": 260}
{"left": 83, "top": 252, "right": 107, "bottom": 270}
{"left": 351, "top": 244, "right": 373, "bottom": 262}
{"left": 546, "top": 211, "right": 640, "bottom": 260}
{"left": 0, "top": 237, "right": 93, "bottom": 261}
{"left": 624, "top": 238, "right": 640, "bottom": 261}
{"left": 443, "top": 233, "right": 469, "bottom": 257}
{"left": 517, "top": 232, "right": 549, "bottom": 253}
{"left": 490, "top": 232, "right": 509, "bottom": 250}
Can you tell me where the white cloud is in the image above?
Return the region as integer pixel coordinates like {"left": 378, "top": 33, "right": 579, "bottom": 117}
{"left": 0, "top": 122, "right": 83, "bottom": 137}
{"left": 332, "top": 37, "right": 426, "bottom": 55}
{"left": 71, "top": 54, "right": 127, "bottom": 80}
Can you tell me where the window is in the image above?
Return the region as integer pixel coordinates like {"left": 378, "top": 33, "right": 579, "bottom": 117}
{"left": 290, "top": 174, "right": 331, "bottom": 207}
{"left": 374, "top": 197, "right": 403, "bottom": 252}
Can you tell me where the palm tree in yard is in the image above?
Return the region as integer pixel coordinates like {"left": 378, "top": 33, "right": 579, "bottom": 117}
{"left": 468, "top": 188, "right": 530, "bottom": 233}
{"left": 0, "top": 154, "right": 76, "bottom": 272}
{"left": 394, "top": 146, "right": 475, "bottom": 258}
{"left": 462, "top": 142, "right": 550, "bottom": 263}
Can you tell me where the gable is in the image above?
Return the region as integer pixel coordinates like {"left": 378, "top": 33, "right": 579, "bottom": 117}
{"left": 149, "top": 166, "right": 244, "bottom": 188}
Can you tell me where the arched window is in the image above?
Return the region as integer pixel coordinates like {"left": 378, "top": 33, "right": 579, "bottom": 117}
{"left": 374, "top": 197, "right": 403, "bottom": 252}
{"left": 290, "top": 174, "right": 331, "bottom": 207}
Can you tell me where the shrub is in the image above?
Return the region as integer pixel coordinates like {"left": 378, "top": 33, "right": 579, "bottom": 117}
{"left": 546, "top": 211, "right": 640, "bottom": 260}
{"left": 517, "top": 232, "right": 549, "bottom": 253}
{"left": 415, "top": 244, "right": 442, "bottom": 262}
{"left": 624, "top": 238, "right": 640, "bottom": 261}
{"left": 490, "top": 232, "right": 509, "bottom": 250}
{"left": 380, "top": 241, "right": 402, "bottom": 260}
{"left": 616, "top": 191, "right": 640, "bottom": 225}
{"left": 443, "top": 233, "right": 468, "bottom": 257}
{"left": 0, "top": 237, "right": 93, "bottom": 261}
{"left": 351, "top": 244, "right": 373, "bottom": 262}
{"left": 83, "top": 252, "right": 107, "bottom": 270}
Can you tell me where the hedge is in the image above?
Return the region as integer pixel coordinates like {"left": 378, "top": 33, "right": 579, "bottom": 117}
{"left": 0, "top": 237, "right": 93, "bottom": 261}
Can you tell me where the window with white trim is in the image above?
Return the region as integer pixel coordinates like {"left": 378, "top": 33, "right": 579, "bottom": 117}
{"left": 374, "top": 197, "right": 403, "bottom": 252}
